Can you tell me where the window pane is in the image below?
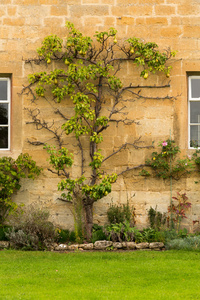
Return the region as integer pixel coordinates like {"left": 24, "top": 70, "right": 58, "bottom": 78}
{"left": 190, "top": 125, "right": 200, "bottom": 147}
{"left": 191, "top": 78, "right": 200, "bottom": 98}
{"left": 0, "top": 103, "right": 8, "bottom": 125}
{"left": 0, "top": 81, "right": 7, "bottom": 100}
{"left": 0, "top": 127, "right": 8, "bottom": 148}
{"left": 190, "top": 102, "right": 200, "bottom": 123}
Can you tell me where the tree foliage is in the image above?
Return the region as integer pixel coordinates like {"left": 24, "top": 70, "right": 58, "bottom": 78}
{"left": 22, "top": 22, "right": 175, "bottom": 239}
{"left": 0, "top": 153, "right": 42, "bottom": 224}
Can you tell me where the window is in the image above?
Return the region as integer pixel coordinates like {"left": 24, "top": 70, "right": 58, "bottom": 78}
{"left": 0, "top": 78, "right": 11, "bottom": 150}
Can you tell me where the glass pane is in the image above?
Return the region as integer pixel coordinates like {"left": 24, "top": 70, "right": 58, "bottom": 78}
{"left": 190, "top": 102, "right": 200, "bottom": 123}
{"left": 0, "top": 127, "right": 8, "bottom": 148}
{"left": 0, "top": 81, "right": 7, "bottom": 100}
{"left": 191, "top": 78, "right": 200, "bottom": 98}
{"left": 0, "top": 103, "right": 8, "bottom": 125}
{"left": 190, "top": 125, "right": 200, "bottom": 147}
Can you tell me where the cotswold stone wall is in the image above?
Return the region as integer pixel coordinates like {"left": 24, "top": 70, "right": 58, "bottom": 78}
{"left": 1, "top": 0, "right": 200, "bottom": 231}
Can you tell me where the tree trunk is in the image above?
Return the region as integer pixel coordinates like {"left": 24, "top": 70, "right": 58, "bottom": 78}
{"left": 84, "top": 202, "right": 94, "bottom": 240}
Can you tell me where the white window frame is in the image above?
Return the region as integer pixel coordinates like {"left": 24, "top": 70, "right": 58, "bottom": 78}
{"left": 0, "top": 77, "right": 11, "bottom": 150}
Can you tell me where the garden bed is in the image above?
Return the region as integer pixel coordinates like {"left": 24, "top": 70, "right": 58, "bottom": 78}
{"left": 0, "top": 240, "right": 165, "bottom": 251}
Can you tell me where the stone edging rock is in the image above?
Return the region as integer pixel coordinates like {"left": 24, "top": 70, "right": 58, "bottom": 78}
{"left": 0, "top": 240, "right": 165, "bottom": 251}
{"left": 54, "top": 240, "right": 165, "bottom": 251}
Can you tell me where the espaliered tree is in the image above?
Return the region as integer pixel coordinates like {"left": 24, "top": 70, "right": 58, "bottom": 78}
{"left": 22, "top": 22, "right": 176, "bottom": 239}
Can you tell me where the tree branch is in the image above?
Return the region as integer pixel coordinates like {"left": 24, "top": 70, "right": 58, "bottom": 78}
{"left": 117, "top": 164, "right": 147, "bottom": 176}
{"left": 57, "top": 197, "right": 72, "bottom": 203}
{"left": 102, "top": 138, "right": 153, "bottom": 163}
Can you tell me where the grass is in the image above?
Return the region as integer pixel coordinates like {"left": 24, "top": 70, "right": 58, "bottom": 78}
{"left": 0, "top": 250, "right": 200, "bottom": 299}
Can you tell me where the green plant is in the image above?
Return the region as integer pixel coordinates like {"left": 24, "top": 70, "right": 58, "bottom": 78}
{"left": 141, "top": 139, "right": 193, "bottom": 180}
{"left": 139, "top": 227, "right": 166, "bottom": 243}
{"left": 192, "top": 148, "right": 200, "bottom": 167}
{"left": 23, "top": 22, "right": 175, "bottom": 240}
{"left": 6, "top": 205, "right": 57, "bottom": 250}
{"left": 166, "top": 235, "right": 200, "bottom": 251}
{"left": 69, "top": 230, "right": 76, "bottom": 243}
{"left": 191, "top": 148, "right": 200, "bottom": 178}
{"left": 148, "top": 206, "right": 166, "bottom": 230}
{"left": 0, "top": 153, "right": 41, "bottom": 224}
{"left": 141, "top": 227, "right": 158, "bottom": 243}
{"left": 160, "top": 228, "right": 178, "bottom": 242}
{"left": 56, "top": 228, "right": 77, "bottom": 243}
{"left": 107, "top": 201, "right": 134, "bottom": 225}
{"left": 91, "top": 224, "right": 107, "bottom": 243}
{"left": 56, "top": 228, "right": 70, "bottom": 243}
{"left": 168, "top": 192, "right": 191, "bottom": 232}
{"left": 178, "top": 228, "right": 188, "bottom": 238}
{"left": 0, "top": 225, "right": 11, "bottom": 241}
{"left": 104, "top": 221, "right": 139, "bottom": 242}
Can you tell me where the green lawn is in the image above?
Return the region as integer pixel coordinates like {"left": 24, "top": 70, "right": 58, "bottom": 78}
{"left": 0, "top": 250, "right": 200, "bottom": 300}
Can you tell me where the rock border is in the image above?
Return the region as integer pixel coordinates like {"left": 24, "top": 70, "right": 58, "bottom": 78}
{"left": 0, "top": 240, "right": 165, "bottom": 251}
{"left": 54, "top": 240, "right": 165, "bottom": 251}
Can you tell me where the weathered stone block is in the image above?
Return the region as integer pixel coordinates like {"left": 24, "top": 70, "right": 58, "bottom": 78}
{"left": 82, "top": 0, "right": 101, "bottom": 3}
{"left": 129, "top": 6, "right": 153, "bottom": 16}
{"left": 79, "top": 243, "right": 94, "bottom": 250}
{"left": 149, "top": 242, "right": 164, "bottom": 249}
{"left": 122, "top": 242, "right": 137, "bottom": 249}
{"left": 84, "top": 17, "right": 103, "bottom": 26}
{"left": 155, "top": 5, "right": 175, "bottom": 15}
{"left": 3, "top": 18, "right": 25, "bottom": 26}
{"left": 51, "top": 6, "right": 68, "bottom": 16}
{"left": 113, "top": 242, "right": 123, "bottom": 249}
{"left": 44, "top": 17, "right": 64, "bottom": 28}
{"left": 94, "top": 240, "right": 113, "bottom": 249}
{"left": 146, "top": 17, "right": 168, "bottom": 25}
{"left": 0, "top": 241, "right": 10, "bottom": 249}
{"left": 68, "top": 244, "right": 79, "bottom": 250}
{"left": 117, "top": 17, "right": 135, "bottom": 25}
{"left": 135, "top": 242, "right": 149, "bottom": 249}
{"left": 160, "top": 27, "right": 182, "bottom": 38}
{"left": 55, "top": 244, "right": 68, "bottom": 251}
{"left": 40, "top": 0, "right": 58, "bottom": 3}
{"left": 70, "top": 5, "right": 109, "bottom": 17}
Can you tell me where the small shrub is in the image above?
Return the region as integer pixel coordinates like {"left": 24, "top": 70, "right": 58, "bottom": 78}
{"left": 6, "top": 205, "right": 57, "bottom": 250}
{"left": 0, "top": 226, "right": 11, "bottom": 241}
{"left": 162, "top": 228, "right": 179, "bottom": 242}
{"left": 57, "top": 228, "right": 77, "bottom": 243}
{"left": 148, "top": 228, "right": 188, "bottom": 244}
{"left": 57, "top": 229, "right": 70, "bottom": 243}
{"left": 166, "top": 235, "right": 200, "bottom": 251}
{"left": 92, "top": 224, "right": 107, "bottom": 243}
{"left": 69, "top": 231, "right": 76, "bottom": 243}
{"left": 147, "top": 207, "right": 166, "bottom": 230}
{"left": 0, "top": 154, "right": 41, "bottom": 225}
{"left": 132, "top": 228, "right": 143, "bottom": 243}
{"left": 139, "top": 227, "right": 169, "bottom": 243}
{"left": 168, "top": 192, "right": 191, "bottom": 232}
{"left": 104, "top": 221, "right": 138, "bottom": 242}
{"left": 178, "top": 228, "right": 188, "bottom": 238}
{"left": 107, "top": 201, "right": 135, "bottom": 225}
{"left": 153, "top": 230, "right": 166, "bottom": 243}
{"left": 141, "top": 228, "right": 158, "bottom": 243}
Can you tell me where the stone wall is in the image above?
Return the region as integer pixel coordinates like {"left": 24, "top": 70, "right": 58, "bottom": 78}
{"left": 1, "top": 0, "right": 200, "bottom": 231}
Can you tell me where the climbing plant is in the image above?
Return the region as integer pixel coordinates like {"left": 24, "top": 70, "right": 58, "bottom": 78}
{"left": 22, "top": 22, "right": 176, "bottom": 239}
{"left": 0, "top": 153, "right": 41, "bottom": 224}
{"left": 140, "top": 139, "right": 194, "bottom": 180}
